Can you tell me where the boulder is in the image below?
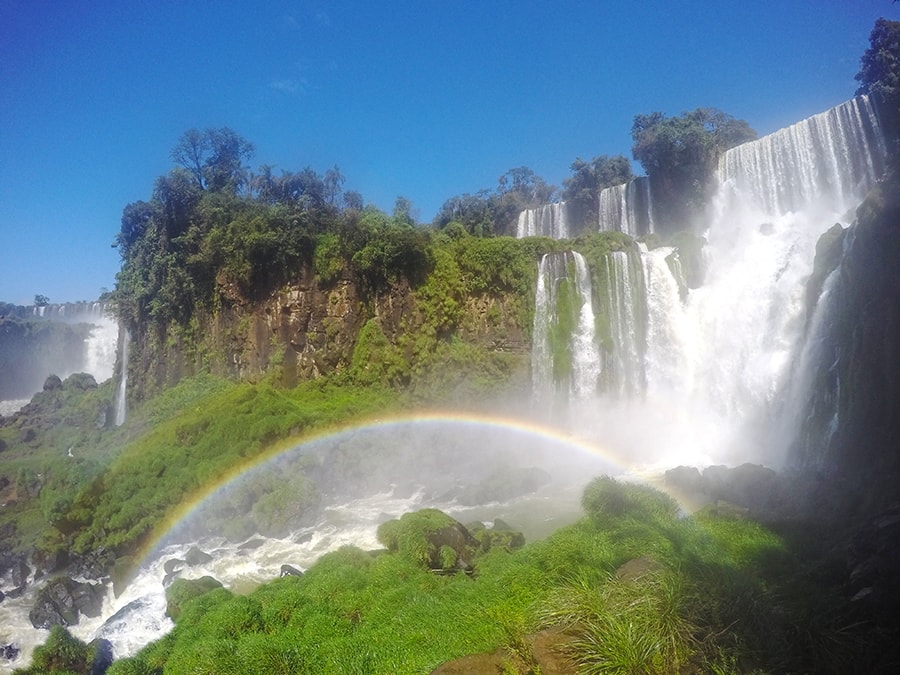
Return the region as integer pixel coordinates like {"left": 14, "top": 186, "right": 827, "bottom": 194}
{"left": 377, "top": 509, "right": 480, "bottom": 573}
{"left": 184, "top": 546, "right": 213, "bottom": 566}
{"left": 163, "top": 558, "right": 184, "bottom": 575}
{"left": 664, "top": 465, "right": 703, "bottom": 494}
{"left": 700, "top": 463, "right": 779, "bottom": 511}
{"left": 238, "top": 538, "right": 265, "bottom": 550}
{"left": 29, "top": 577, "right": 106, "bottom": 629}
{"left": 43, "top": 375, "right": 62, "bottom": 391}
{"left": 165, "top": 576, "right": 224, "bottom": 620}
{"left": 280, "top": 564, "right": 304, "bottom": 578}
{"left": 1, "top": 644, "right": 20, "bottom": 662}
{"left": 112, "top": 555, "right": 136, "bottom": 598}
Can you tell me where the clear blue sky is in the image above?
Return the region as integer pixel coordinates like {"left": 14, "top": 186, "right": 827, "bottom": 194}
{"left": 1, "top": 1, "right": 897, "bottom": 305}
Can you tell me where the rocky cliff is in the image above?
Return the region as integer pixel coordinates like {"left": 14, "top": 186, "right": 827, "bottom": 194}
{"left": 795, "top": 159, "right": 900, "bottom": 504}
{"left": 127, "top": 263, "right": 531, "bottom": 403}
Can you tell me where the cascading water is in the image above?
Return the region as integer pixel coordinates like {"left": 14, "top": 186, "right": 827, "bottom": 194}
{"left": 532, "top": 251, "right": 600, "bottom": 400}
{"left": 528, "top": 96, "right": 886, "bottom": 469}
{"left": 597, "top": 250, "right": 647, "bottom": 397}
{"left": 114, "top": 327, "right": 129, "bottom": 426}
{"left": 597, "top": 177, "right": 654, "bottom": 237}
{"left": 516, "top": 202, "right": 569, "bottom": 238}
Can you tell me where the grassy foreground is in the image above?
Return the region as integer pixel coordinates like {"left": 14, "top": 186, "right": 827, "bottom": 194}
{"left": 20, "top": 477, "right": 873, "bottom": 674}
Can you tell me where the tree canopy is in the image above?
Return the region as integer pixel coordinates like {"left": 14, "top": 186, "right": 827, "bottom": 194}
{"left": 561, "top": 155, "right": 633, "bottom": 226}
{"left": 856, "top": 18, "right": 900, "bottom": 144}
{"left": 631, "top": 108, "right": 756, "bottom": 230}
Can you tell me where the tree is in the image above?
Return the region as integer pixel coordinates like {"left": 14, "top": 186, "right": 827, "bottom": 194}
{"left": 632, "top": 108, "right": 756, "bottom": 230}
{"left": 170, "top": 127, "right": 254, "bottom": 193}
{"left": 855, "top": 18, "right": 900, "bottom": 143}
{"left": 343, "top": 190, "right": 364, "bottom": 211}
{"left": 856, "top": 18, "right": 900, "bottom": 102}
{"left": 324, "top": 165, "right": 346, "bottom": 206}
{"left": 562, "top": 155, "right": 633, "bottom": 226}
{"left": 392, "top": 195, "right": 417, "bottom": 226}
{"left": 171, "top": 128, "right": 207, "bottom": 187}
{"left": 34, "top": 294, "right": 50, "bottom": 306}
{"left": 204, "top": 127, "right": 254, "bottom": 193}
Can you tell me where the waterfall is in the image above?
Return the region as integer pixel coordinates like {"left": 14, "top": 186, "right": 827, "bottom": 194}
{"left": 597, "top": 177, "right": 654, "bottom": 237}
{"left": 529, "top": 96, "right": 886, "bottom": 469}
{"left": 717, "top": 96, "right": 885, "bottom": 217}
{"left": 517, "top": 202, "right": 569, "bottom": 238}
{"left": 115, "top": 327, "right": 130, "bottom": 426}
{"left": 532, "top": 251, "right": 600, "bottom": 399}
{"left": 598, "top": 250, "right": 646, "bottom": 397}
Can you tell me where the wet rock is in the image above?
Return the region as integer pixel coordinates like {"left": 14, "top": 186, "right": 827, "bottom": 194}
{"left": 238, "top": 538, "right": 265, "bottom": 550}
{"left": 280, "top": 564, "right": 304, "bottom": 577}
{"left": 664, "top": 465, "right": 703, "bottom": 494}
{"left": 699, "top": 463, "right": 780, "bottom": 512}
{"left": 163, "top": 558, "right": 184, "bottom": 575}
{"left": 848, "top": 504, "right": 900, "bottom": 618}
{"left": 184, "top": 546, "right": 213, "bottom": 566}
{"left": 165, "top": 576, "right": 224, "bottom": 620}
{"left": 29, "top": 577, "right": 106, "bottom": 628}
{"left": 69, "top": 548, "right": 115, "bottom": 581}
{"left": 1, "top": 644, "right": 20, "bottom": 661}
{"left": 10, "top": 558, "right": 31, "bottom": 589}
{"left": 112, "top": 555, "right": 136, "bottom": 598}
{"left": 89, "top": 637, "right": 113, "bottom": 675}
{"left": 0, "top": 589, "right": 4, "bottom": 603}
{"left": 43, "top": 374, "right": 62, "bottom": 391}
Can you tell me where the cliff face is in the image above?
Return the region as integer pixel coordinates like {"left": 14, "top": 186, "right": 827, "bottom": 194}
{"left": 794, "top": 164, "right": 900, "bottom": 499}
{"left": 128, "top": 264, "right": 530, "bottom": 403}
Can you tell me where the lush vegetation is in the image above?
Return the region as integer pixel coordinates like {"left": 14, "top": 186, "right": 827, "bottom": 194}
{"left": 631, "top": 108, "right": 757, "bottom": 231}
{"left": 855, "top": 18, "right": 900, "bottom": 142}
{"left": 80, "top": 477, "right": 874, "bottom": 675}
{"left": 561, "top": 155, "right": 634, "bottom": 228}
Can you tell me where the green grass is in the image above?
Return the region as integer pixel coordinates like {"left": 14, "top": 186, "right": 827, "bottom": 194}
{"left": 96, "top": 476, "right": 875, "bottom": 675}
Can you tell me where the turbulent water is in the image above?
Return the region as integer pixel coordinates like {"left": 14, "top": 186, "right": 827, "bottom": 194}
{"left": 529, "top": 96, "right": 886, "bottom": 469}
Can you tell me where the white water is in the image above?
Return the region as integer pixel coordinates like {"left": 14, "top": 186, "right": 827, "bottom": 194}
{"left": 530, "top": 96, "right": 886, "bottom": 470}
{"left": 597, "top": 177, "right": 654, "bottom": 236}
{"left": 532, "top": 251, "right": 601, "bottom": 399}
{"left": 516, "top": 202, "right": 569, "bottom": 238}
{"left": 114, "top": 328, "right": 129, "bottom": 426}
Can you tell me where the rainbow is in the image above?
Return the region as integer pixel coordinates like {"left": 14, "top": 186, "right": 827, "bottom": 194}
{"left": 131, "top": 409, "right": 637, "bottom": 570}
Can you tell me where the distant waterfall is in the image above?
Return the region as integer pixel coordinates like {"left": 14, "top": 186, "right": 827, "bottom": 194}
{"left": 517, "top": 180, "right": 655, "bottom": 239}
{"left": 115, "top": 327, "right": 130, "bottom": 426}
{"left": 528, "top": 96, "right": 886, "bottom": 468}
{"left": 517, "top": 202, "right": 569, "bottom": 238}
{"left": 597, "top": 177, "right": 654, "bottom": 237}
{"left": 30, "top": 302, "right": 119, "bottom": 384}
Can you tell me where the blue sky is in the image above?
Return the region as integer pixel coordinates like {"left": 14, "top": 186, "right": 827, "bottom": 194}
{"left": 1, "top": 1, "right": 897, "bottom": 305}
